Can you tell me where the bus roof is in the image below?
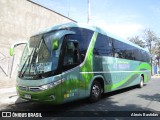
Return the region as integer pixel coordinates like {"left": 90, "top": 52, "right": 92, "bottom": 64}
{"left": 32, "top": 22, "right": 148, "bottom": 52}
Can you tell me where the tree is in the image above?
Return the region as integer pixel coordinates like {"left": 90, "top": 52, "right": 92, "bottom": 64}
{"left": 128, "top": 36, "right": 145, "bottom": 48}
{"left": 142, "top": 29, "right": 159, "bottom": 75}
{"left": 128, "top": 29, "right": 158, "bottom": 55}
{"left": 142, "top": 29, "right": 158, "bottom": 55}
{"left": 155, "top": 38, "right": 160, "bottom": 57}
{"left": 128, "top": 29, "right": 159, "bottom": 75}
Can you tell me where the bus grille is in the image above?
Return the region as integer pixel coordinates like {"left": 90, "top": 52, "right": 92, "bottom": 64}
{"left": 19, "top": 86, "right": 27, "bottom": 91}
{"left": 29, "top": 87, "right": 42, "bottom": 92}
{"left": 18, "top": 86, "right": 42, "bottom": 92}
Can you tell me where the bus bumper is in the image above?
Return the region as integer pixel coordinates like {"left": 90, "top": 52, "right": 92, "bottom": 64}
{"left": 16, "top": 86, "right": 61, "bottom": 104}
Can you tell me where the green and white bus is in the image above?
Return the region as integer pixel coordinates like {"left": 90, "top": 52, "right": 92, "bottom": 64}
{"left": 10, "top": 23, "right": 151, "bottom": 104}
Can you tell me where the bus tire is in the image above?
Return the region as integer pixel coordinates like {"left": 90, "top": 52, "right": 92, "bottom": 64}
{"left": 89, "top": 81, "right": 101, "bottom": 102}
{"left": 139, "top": 76, "right": 144, "bottom": 88}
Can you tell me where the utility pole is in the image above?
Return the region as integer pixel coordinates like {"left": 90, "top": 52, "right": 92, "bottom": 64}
{"left": 68, "top": 0, "right": 70, "bottom": 17}
{"left": 87, "top": 0, "right": 90, "bottom": 24}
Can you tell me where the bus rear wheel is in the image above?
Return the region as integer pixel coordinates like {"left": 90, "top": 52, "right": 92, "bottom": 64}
{"left": 89, "top": 81, "right": 102, "bottom": 102}
{"left": 139, "top": 76, "right": 144, "bottom": 88}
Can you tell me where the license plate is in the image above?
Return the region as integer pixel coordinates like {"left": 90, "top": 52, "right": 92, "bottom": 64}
{"left": 24, "top": 94, "right": 31, "bottom": 99}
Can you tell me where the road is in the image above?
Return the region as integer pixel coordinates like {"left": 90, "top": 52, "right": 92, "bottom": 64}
{"left": 0, "top": 77, "right": 160, "bottom": 120}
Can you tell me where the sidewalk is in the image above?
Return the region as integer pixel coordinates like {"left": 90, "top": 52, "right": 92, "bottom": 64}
{"left": 0, "top": 77, "right": 27, "bottom": 108}
{"left": 152, "top": 75, "right": 160, "bottom": 78}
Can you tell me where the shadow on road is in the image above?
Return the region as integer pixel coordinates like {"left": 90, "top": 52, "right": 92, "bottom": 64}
{"left": 138, "top": 94, "right": 160, "bottom": 102}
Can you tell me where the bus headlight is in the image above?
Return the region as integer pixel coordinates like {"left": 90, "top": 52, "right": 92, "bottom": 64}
{"left": 41, "top": 83, "right": 53, "bottom": 90}
{"left": 40, "top": 79, "right": 61, "bottom": 90}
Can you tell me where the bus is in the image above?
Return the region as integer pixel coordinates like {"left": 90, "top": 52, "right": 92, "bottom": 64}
{"left": 10, "top": 22, "right": 151, "bottom": 104}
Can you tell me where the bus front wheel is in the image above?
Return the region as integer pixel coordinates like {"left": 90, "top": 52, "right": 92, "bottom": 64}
{"left": 89, "top": 81, "right": 102, "bottom": 102}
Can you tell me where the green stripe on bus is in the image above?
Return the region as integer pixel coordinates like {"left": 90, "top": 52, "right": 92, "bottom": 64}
{"left": 80, "top": 32, "right": 98, "bottom": 89}
{"left": 105, "top": 62, "right": 151, "bottom": 91}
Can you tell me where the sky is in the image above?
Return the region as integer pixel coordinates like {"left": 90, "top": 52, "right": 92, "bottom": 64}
{"left": 32, "top": 0, "right": 160, "bottom": 39}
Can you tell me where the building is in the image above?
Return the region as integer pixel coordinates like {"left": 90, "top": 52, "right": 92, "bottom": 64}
{"left": 0, "top": 0, "right": 76, "bottom": 79}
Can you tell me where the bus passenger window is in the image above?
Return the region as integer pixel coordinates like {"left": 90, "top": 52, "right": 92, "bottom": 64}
{"left": 63, "top": 41, "right": 80, "bottom": 66}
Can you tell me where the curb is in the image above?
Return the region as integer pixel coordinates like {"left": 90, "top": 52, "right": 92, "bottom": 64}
{"left": 0, "top": 87, "right": 28, "bottom": 107}
{"left": 151, "top": 76, "right": 160, "bottom": 78}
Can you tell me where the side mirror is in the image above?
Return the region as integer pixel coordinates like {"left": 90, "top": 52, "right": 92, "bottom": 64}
{"left": 52, "top": 39, "right": 59, "bottom": 50}
{"left": 10, "top": 41, "right": 28, "bottom": 56}
{"left": 10, "top": 47, "right": 14, "bottom": 56}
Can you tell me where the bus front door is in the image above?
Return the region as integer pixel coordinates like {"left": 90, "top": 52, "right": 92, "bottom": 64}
{"left": 61, "top": 40, "right": 80, "bottom": 102}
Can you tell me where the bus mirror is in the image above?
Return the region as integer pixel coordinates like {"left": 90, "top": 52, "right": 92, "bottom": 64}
{"left": 10, "top": 41, "right": 28, "bottom": 56}
{"left": 10, "top": 47, "right": 14, "bottom": 56}
{"left": 52, "top": 40, "right": 59, "bottom": 50}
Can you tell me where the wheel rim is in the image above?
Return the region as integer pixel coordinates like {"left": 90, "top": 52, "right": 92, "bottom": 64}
{"left": 92, "top": 84, "right": 100, "bottom": 97}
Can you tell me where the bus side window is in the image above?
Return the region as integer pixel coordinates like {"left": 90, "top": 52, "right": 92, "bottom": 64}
{"left": 94, "top": 34, "right": 113, "bottom": 56}
{"left": 63, "top": 40, "right": 80, "bottom": 67}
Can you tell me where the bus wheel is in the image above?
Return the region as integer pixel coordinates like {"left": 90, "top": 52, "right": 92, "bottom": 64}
{"left": 139, "top": 76, "right": 144, "bottom": 88}
{"left": 89, "top": 81, "right": 101, "bottom": 102}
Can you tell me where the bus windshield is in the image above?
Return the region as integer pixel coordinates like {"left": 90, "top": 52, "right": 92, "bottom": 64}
{"left": 19, "top": 31, "right": 61, "bottom": 78}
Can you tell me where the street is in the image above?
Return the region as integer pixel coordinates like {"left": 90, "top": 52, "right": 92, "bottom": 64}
{"left": 0, "top": 77, "right": 160, "bottom": 119}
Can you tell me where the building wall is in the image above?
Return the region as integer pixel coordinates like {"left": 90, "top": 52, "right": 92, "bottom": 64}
{"left": 0, "top": 0, "right": 75, "bottom": 79}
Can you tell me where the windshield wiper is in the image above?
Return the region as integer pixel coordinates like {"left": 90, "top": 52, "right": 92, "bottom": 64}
{"left": 19, "top": 55, "right": 30, "bottom": 77}
{"left": 19, "top": 48, "right": 35, "bottom": 78}
{"left": 28, "top": 38, "right": 44, "bottom": 76}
